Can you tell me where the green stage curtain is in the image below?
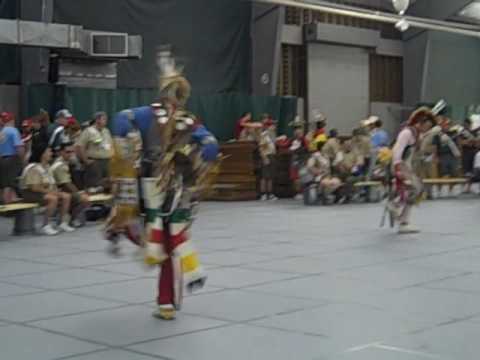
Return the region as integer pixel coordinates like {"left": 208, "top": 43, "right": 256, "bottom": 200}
{"left": 26, "top": 85, "right": 298, "bottom": 141}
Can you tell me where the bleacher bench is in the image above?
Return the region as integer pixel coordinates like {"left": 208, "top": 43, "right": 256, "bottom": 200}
{"left": 423, "top": 178, "right": 467, "bottom": 186}
{"left": 88, "top": 193, "right": 114, "bottom": 204}
{"left": 0, "top": 203, "right": 39, "bottom": 235}
{"left": 0, "top": 193, "right": 113, "bottom": 236}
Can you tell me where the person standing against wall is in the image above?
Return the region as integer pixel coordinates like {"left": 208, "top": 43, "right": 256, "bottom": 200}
{"left": 0, "top": 112, "right": 24, "bottom": 203}
{"left": 48, "top": 109, "right": 74, "bottom": 149}
{"left": 31, "top": 112, "right": 50, "bottom": 160}
{"left": 258, "top": 117, "right": 278, "bottom": 200}
{"left": 459, "top": 118, "right": 478, "bottom": 193}
{"left": 433, "top": 118, "right": 461, "bottom": 196}
{"left": 76, "top": 112, "right": 114, "bottom": 193}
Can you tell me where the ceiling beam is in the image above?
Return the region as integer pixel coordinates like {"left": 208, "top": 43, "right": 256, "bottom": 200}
{"left": 254, "top": 0, "right": 480, "bottom": 38}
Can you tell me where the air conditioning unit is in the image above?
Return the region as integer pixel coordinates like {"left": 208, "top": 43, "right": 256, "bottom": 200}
{"left": 90, "top": 32, "right": 128, "bottom": 57}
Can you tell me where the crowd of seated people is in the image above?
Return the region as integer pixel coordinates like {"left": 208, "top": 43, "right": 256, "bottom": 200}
{"left": 234, "top": 110, "right": 480, "bottom": 204}
{"left": 0, "top": 110, "right": 114, "bottom": 235}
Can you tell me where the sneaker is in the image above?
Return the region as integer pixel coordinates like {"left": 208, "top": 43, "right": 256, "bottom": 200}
{"left": 268, "top": 195, "right": 278, "bottom": 201}
{"left": 152, "top": 304, "right": 176, "bottom": 320}
{"left": 70, "top": 219, "right": 84, "bottom": 228}
{"left": 294, "top": 194, "right": 303, "bottom": 201}
{"left": 260, "top": 194, "right": 268, "bottom": 201}
{"left": 398, "top": 224, "right": 420, "bottom": 235}
{"left": 59, "top": 222, "right": 75, "bottom": 233}
{"left": 41, "top": 224, "right": 59, "bottom": 236}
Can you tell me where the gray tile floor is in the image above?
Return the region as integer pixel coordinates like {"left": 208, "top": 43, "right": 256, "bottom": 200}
{"left": 0, "top": 198, "right": 480, "bottom": 359}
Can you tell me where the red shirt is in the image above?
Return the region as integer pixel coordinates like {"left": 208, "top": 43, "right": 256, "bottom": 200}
{"left": 234, "top": 116, "right": 250, "bottom": 139}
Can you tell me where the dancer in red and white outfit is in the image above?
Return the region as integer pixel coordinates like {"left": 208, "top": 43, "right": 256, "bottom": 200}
{"left": 389, "top": 107, "right": 437, "bottom": 234}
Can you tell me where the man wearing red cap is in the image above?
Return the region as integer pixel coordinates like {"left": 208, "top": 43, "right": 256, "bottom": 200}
{"left": 0, "top": 112, "right": 24, "bottom": 203}
{"left": 21, "top": 119, "right": 33, "bottom": 161}
{"left": 388, "top": 107, "right": 437, "bottom": 234}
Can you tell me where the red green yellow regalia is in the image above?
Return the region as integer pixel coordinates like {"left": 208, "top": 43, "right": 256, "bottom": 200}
{"left": 106, "top": 47, "right": 219, "bottom": 320}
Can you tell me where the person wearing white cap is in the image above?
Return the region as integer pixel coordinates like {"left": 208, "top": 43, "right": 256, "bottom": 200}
{"left": 48, "top": 109, "right": 74, "bottom": 150}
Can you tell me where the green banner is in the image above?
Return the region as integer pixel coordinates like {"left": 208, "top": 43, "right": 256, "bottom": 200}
{"left": 26, "top": 85, "right": 298, "bottom": 141}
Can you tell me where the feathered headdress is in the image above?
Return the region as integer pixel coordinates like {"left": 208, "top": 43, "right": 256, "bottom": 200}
{"left": 157, "top": 46, "right": 191, "bottom": 107}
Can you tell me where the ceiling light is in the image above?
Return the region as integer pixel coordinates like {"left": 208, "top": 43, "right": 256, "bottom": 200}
{"left": 392, "top": 0, "right": 410, "bottom": 15}
{"left": 395, "top": 19, "right": 410, "bottom": 32}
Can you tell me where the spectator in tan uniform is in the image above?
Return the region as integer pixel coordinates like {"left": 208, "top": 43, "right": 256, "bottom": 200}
{"left": 333, "top": 140, "right": 362, "bottom": 202}
{"left": 20, "top": 145, "right": 75, "bottom": 235}
{"left": 51, "top": 142, "right": 90, "bottom": 227}
{"left": 322, "top": 129, "right": 341, "bottom": 164}
{"left": 414, "top": 120, "right": 441, "bottom": 198}
{"left": 76, "top": 112, "right": 113, "bottom": 193}
{"left": 351, "top": 127, "right": 372, "bottom": 176}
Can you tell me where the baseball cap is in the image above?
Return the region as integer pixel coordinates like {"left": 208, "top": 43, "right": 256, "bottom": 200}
{"left": 22, "top": 119, "right": 33, "bottom": 128}
{"left": 55, "top": 109, "right": 73, "bottom": 119}
{"left": 0, "top": 112, "right": 14, "bottom": 124}
{"left": 67, "top": 117, "right": 78, "bottom": 127}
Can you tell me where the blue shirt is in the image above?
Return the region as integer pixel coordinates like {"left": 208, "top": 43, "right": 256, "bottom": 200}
{"left": 0, "top": 126, "right": 23, "bottom": 156}
{"left": 191, "top": 125, "right": 219, "bottom": 162}
{"left": 371, "top": 129, "right": 389, "bottom": 149}
{"left": 111, "top": 106, "right": 153, "bottom": 142}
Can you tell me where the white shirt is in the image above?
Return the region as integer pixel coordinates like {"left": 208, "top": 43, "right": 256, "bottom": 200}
{"left": 474, "top": 151, "right": 480, "bottom": 170}
{"left": 392, "top": 128, "right": 416, "bottom": 166}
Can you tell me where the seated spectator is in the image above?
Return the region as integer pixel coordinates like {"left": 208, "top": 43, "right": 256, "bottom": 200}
{"left": 20, "top": 145, "right": 75, "bottom": 235}
{"left": 0, "top": 112, "right": 24, "bottom": 203}
{"left": 306, "top": 113, "right": 327, "bottom": 152}
{"left": 76, "top": 111, "right": 114, "bottom": 193}
{"left": 351, "top": 127, "right": 372, "bottom": 176}
{"left": 333, "top": 140, "right": 362, "bottom": 202}
{"left": 258, "top": 118, "right": 277, "bottom": 201}
{"left": 370, "top": 119, "right": 389, "bottom": 149}
{"left": 306, "top": 140, "right": 343, "bottom": 202}
{"left": 322, "top": 129, "right": 341, "bottom": 164}
{"left": 51, "top": 142, "right": 90, "bottom": 227}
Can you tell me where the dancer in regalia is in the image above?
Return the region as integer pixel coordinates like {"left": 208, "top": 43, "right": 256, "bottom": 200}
{"left": 106, "top": 47, "right": 219, "bottom": 320}
{"left": 387, "top": 107, "right": 437, "bottom": 234}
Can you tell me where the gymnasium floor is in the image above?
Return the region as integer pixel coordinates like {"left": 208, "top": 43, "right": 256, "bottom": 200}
{"left": 0, "top": 198, "right": 479, "bottom": 359}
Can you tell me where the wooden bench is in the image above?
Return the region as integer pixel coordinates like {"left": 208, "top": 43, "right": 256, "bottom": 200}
{"left": 423, "top": 178, "right": 468, "bottom": 185}
{"left": 88, "top": 193, "right": 114, "bottom": 204}
{"left": 0, "top": 193, "right": 113, "bottom": 236}
{"left": 0, "top": 203, "right": 39, "bottom": 235}
{"left": 354, "top": 180, "right": 383, "bottom": 188}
